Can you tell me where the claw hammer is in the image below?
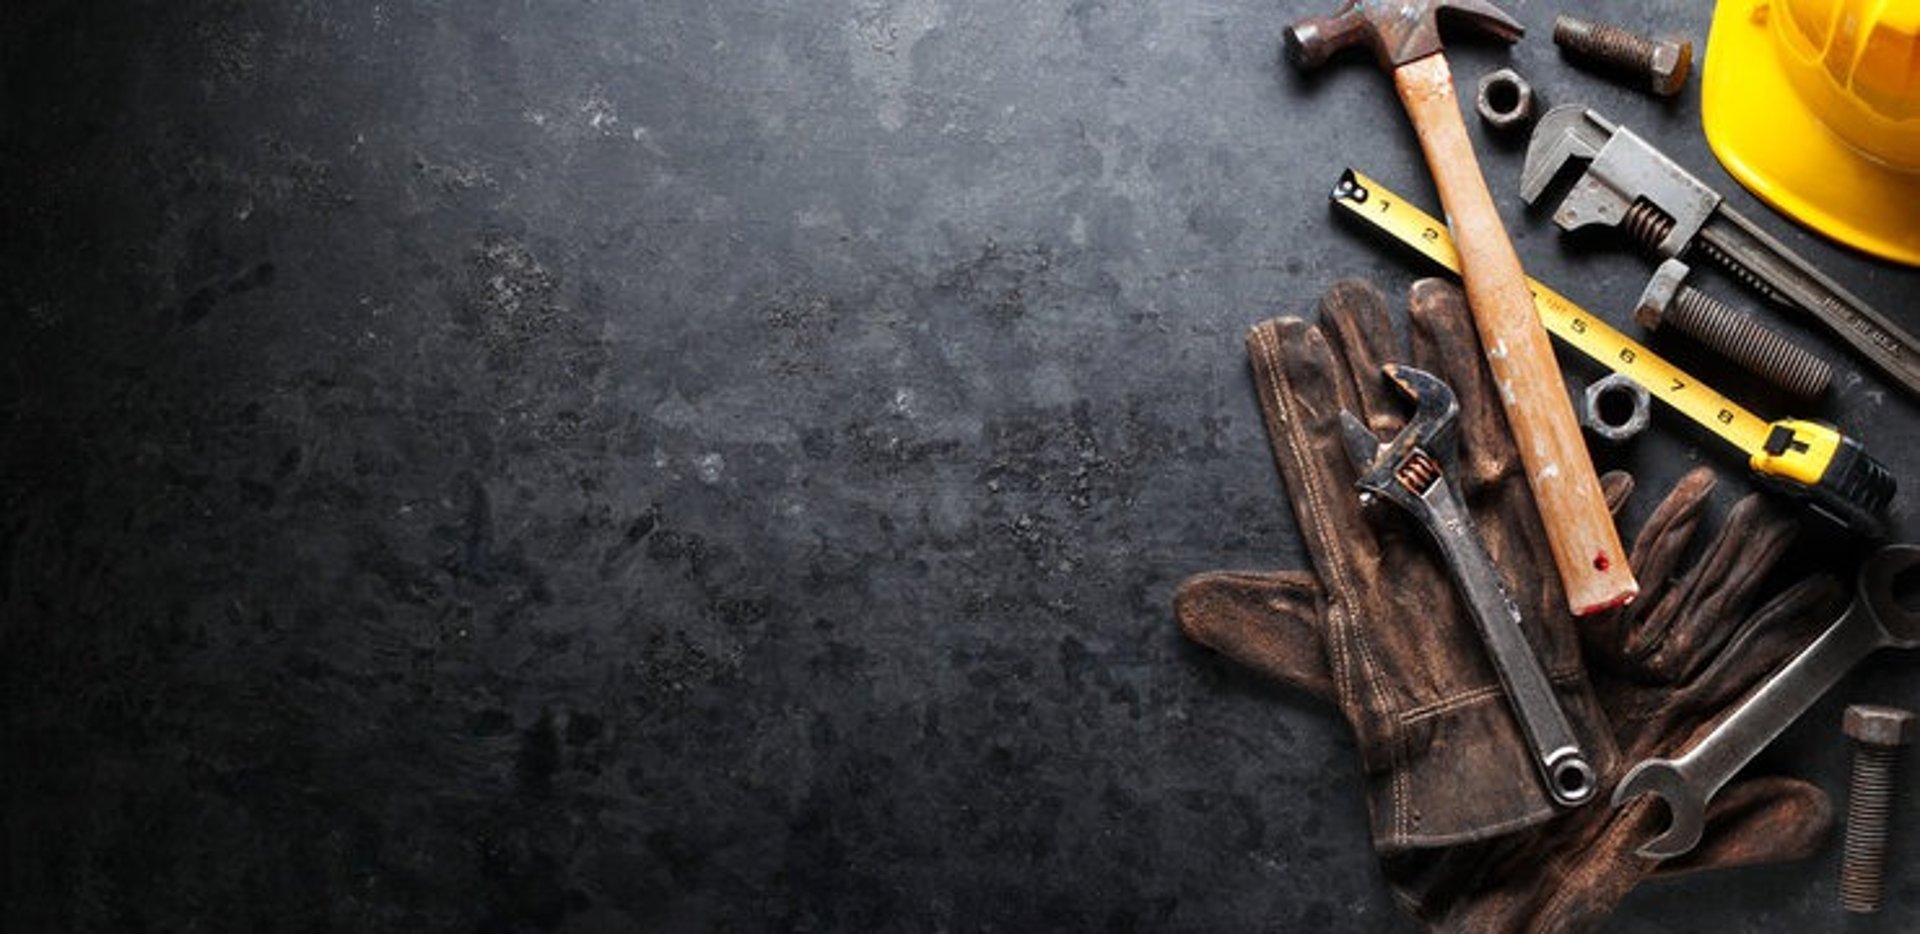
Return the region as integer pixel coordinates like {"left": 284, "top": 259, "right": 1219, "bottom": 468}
{"left": 1285, "top": 1, "right": 1637, "bottom": 614}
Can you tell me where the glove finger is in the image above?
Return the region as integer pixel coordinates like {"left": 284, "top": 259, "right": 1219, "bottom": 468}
{"left": 1663, "top": 573, "right": 1848, "bottom": 731}
{"left": 1315, "top": 278, "right": 1407, "bottom": 442}
{"left": 1174, "top": 569, "right": 1333, "bottom": 702}
{"left": 1403, "top": 277, "right": 1579, "bottom": 662}
{"left": 1583, "top": 467, "right": 1717, "bottom": 672}
{"left": 1247, "top": 315, "right": 1385, "bottom": 573}
{"left": 1405, "top": 277, "right": 1517, "bottom": 496}
{"left": 1626, "top": 467, "right": 1717, "bottom": 611}
{"left": 1651, "top": 776, "right": 1832, "bottom": 879}
{"left": 1601, "top": 470, "right": 1635, "bottom": 515}
{"left": 1633, "top": 492, "right": 1803, "bottom": 684}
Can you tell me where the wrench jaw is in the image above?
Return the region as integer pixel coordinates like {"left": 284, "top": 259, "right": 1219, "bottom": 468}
{"left": 1341, "top": 365, "right": 1460, "bottom": 514}
{"left": 1518, "top": 106, "right": 1612, "bottom": 206}
{"left": 1612, "top": 759, "right": 1705, "bottom": 860}
{"left": 1860, "top": 544, "right": 1920, "bottom": 648}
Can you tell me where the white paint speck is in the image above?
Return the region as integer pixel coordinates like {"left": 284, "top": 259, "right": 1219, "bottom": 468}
{"left": 696, "top": 453, "right": 725, "bottom": 485}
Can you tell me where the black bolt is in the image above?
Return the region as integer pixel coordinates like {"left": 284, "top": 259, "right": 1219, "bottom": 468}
{"left": 1841, "top": 704, "right": 1915, "bottom": 914}
{"left": 1553, "top": 15, "right": 1692, "bottom": 97}
{"left": 1634, "top": 258, "right": 1833, "bottom": 399}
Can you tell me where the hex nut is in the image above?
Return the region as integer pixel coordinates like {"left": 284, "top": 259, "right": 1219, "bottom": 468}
{"left": 1648, "top": 39, "right": 1694, "bottom": 97}
{"left": 1634, "top": 258, "right": 1691, "bottom": 331}
{"left": 1844, "top": 705, "right": 1917, "bottom": 748}
{"left": 1580, "top": 373, "right": 1651, "bottom": 443}
{"left": 1476, "top": 68, "right": 1537, "bottom": 132}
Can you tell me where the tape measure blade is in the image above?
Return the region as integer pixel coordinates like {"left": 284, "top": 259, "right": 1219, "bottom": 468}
{"left": 1332, "top": 168, "right": 1772, "bottom": 454}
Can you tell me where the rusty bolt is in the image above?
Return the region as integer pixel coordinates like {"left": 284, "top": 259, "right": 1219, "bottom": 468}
{"left": 1634, "top": 258, "right": 1833, "bottom": 399}
{"left": 1840, "top": 704, "right": 1914, "bottom": 913}
{"left": 1553, "top": 15, "right": 1693, "bottom": 97}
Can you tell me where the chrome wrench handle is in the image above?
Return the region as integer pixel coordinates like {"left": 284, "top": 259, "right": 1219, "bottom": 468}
{"left": 1402, "top": 455, "right": 1597, "bottom": 806}
{"left": 1342, "top": 365, "right": 1599, "bottom": 807}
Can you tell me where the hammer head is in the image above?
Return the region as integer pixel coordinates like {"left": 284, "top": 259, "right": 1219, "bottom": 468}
{"left": 1285, "top": 0, "right": 1524, "bottom": 72}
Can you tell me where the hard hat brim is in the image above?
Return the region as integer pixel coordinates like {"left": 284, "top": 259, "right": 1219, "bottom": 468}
{"left": 1703, "top": 0, "right": 1920, "bottom": 268}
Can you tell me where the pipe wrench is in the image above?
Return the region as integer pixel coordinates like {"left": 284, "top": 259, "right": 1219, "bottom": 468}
{"left": 1519, "top": 105, "right": 1920, "bottom": 401}
{"left": 1342, "top": 364, "right": 1598, "bottom": 807}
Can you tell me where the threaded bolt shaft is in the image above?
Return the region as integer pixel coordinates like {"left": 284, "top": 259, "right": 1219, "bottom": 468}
{"left": 1840, "top": 705, "right": 1914, "bottom": 914}
{"left": 1667, "top": 287, "right": 1833, "bottom": 399}
{"left": 1553, "top": 16, "right": 1692, "bottom": 96}
{"left": 1842, "top": 743, "right": 1901, "bottom": 912}
{"left": 1554, "top": 17, "right": 1653, "bottom": 68}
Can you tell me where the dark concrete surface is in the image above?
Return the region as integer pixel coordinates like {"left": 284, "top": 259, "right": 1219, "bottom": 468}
{"left": 3, "top": 1, "right": 1915, "bottom": 931}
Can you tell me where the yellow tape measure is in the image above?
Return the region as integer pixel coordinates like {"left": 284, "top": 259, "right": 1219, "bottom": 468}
{"left": 1329, "top": 168, "right": 1894, "bottom": 535}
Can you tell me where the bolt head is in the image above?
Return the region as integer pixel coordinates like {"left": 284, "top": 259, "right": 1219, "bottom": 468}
{"left": 1845, "top": 704, "right": 1917, "bottom": 747}
{"left": 1648, "top": 39, "right": 1693, "bottom": 96}
{"left": 1633, "top": 258, "right": 1689, "bottom": 330}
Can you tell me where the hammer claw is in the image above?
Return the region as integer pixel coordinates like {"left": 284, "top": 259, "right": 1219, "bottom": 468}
{"left": 1435, "top": 0, "right": 1524, "bottom": 44}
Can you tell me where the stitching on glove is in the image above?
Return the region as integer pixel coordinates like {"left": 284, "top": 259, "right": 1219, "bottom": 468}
{"left": 1252, "top": 322, "right": 1412, "bottom": 841}
{"left": 1399, "top": 665, "right": 1587, "bottom": 722}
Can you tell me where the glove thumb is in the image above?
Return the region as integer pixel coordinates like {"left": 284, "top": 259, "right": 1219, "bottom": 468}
{"left": 1175, "top": 569, "right": 1333, "bottom": 703}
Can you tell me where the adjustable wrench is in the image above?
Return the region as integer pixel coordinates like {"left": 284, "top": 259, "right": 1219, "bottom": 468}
{"left": 1614, "top": 544, "right": 1920, "bottom": 859}
{"left": 1519, "top": 105, "right": 1920, "bottom": 400}
{"left": 1342, "top": 364, "right": 1598, "bottom": 807}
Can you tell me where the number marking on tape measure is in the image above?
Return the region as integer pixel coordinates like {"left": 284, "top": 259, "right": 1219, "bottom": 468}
{"left": 1329, "top": 168, "right": 1773, "bottom": 456}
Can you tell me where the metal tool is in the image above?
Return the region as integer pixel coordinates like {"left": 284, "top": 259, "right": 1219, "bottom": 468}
{"left": 1635, "top": 257, "right": 1833, "bottom": 401}
{"left": 1552, "top": 15, "right": 1691, "bottom": 97}
{"left": 1840, "top": 704, "right": 1914, "bottom": 913}
{"left": 1342, "top": 364, "right": 1598, "bottom": 807}
{"left": 1475, "top": 68, "right": 1536, "bottom": 133}
{"left": 1580, "top": 373, "right": 1649, "bottom": 443}
{"left": 1330, "top": 167, "right": 1897, "bottom": 538}
{"left": 1613, "top": 544, "right": 1920, "bottom": 860}
{"left": 1286, "top": 1, "right": 1637, "bottom": 617}
{"left": 1520, "top": 105, "right": 1920, "bottom": 400}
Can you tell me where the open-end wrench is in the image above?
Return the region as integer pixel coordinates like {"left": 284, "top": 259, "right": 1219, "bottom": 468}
{"left": 1614, "top": 544, "right": 1920, "bottom": 859}
{"left": 1342, "top": 364, "right": 1598, "bottom": 807}
{"left": 1519, "top": 105, "right": 1920, "bottom": 401}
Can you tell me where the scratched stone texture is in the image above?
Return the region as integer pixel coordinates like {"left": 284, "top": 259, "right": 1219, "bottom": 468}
{"left": 3, "top": 1, "right": 1915, "bottom": 931}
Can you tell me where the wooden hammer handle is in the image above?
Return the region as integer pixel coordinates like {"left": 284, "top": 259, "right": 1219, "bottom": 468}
{"left": 1393, "top": 54, "right": 1637, "bottom": 615}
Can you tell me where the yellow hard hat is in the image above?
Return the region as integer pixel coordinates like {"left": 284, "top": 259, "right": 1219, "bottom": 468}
{"left": 1703, "top": 0, "right": 1920, "bottom": 266}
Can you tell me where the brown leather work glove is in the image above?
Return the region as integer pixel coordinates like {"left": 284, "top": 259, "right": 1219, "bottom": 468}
{"left": 1177, "top": 278, "right": 1844, "bottom": 931}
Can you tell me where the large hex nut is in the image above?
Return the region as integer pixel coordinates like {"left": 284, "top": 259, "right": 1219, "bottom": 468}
{"left": 1580, "top": 373, "right": 1651, "bottom": 443}
{"left": 1476, "top": 68, "right": 1537, "bottom": 132}
{"left": 1844, "top": 705, "right": 1917, "bottom": 748}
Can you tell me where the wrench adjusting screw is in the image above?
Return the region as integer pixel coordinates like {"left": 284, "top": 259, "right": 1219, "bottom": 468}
{"left": 1840, "top": 704, "right": 1915, "bottom": 914}
{"left": 1635, "top": 258, "right": 1833, "bottom": 400}
{"left": 1553, "top": 15, "right": 1692, "bottom": 97}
